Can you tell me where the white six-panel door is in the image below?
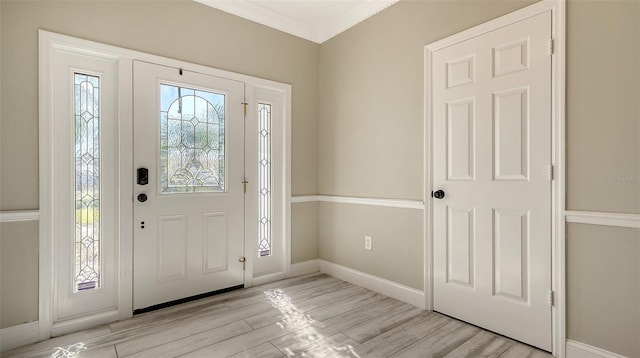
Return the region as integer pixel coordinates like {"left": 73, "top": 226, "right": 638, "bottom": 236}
{"left": 432, "top": 11, "right": 553, "bottom": 350}
{"left": 133, "top": 61, "right": 246, "bottom": 310}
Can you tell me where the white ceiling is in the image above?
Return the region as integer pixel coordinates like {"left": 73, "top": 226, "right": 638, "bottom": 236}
{"left": 195, "top": 0, "right": 399, "bottom": 43}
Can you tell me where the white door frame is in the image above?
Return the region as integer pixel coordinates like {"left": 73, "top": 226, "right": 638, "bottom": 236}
{"left": 39, "top": 30, "right": 291, "bottom": 338}
{"left": 423, "top": 1, "right": 566, "bottom": 356}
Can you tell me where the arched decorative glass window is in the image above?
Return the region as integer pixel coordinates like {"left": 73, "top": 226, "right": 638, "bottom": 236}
{"left": 159, "top": 84, "right": 226, "bottom": 193}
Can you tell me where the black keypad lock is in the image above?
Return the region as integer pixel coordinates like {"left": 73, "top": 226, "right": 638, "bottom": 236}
{"left": 137, "top": 168, "right": 149, "bottom": 185}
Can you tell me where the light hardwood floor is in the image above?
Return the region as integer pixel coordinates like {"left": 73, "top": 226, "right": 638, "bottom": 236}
{"left": 3, "top": 274, "right": 552, "bottom": 357}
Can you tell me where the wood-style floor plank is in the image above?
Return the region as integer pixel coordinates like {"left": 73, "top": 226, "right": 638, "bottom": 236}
{"left": 389, "top": 319, "right": 481, "bottom": 358}
{"left": 498, "top": 343, "right": 552, "bottom": 358}
{"left": 2, "top": 325, "right": 112, "bottom": 357}
{"left": 342, "top": 303, "right": 424, "bottom": 343}
{"left": 287, "top": 333, "right": 360, "bottom": 358}
{"left": 116, "top": 303, "right": 272, "bottom": 356}
{"left": 352, "top": 313, "right": 451, "bottom": 357}
{"left": 3, "top": 273, "right": 552, "bottom": 358}
{"left": 123, "top": 321, "right": 252, "bottom": 358}
{"left": 227, "top": 342, "right": 284, "bottom": 358}
{"left": 444, "top": 330, "right": 514, "bottom": 358}
{"left": 179, "top": 322, "right": 292, "bottom": 357}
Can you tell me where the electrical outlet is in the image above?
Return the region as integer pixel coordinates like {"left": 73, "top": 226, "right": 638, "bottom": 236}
{"left": 364, "top": 236, "right": 372, "bottom": 250}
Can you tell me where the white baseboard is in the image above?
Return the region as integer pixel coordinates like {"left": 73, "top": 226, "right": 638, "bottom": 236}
{"left": 51, "top": 309, "right": 120, "bottom": 337}
{"left": 252, "top": 271, "right": 288, "bottom": 286}
{"left": 566, "top": 340, "right": 628, "bottom": 358}
{"left": 289, "top": 259, "right": 320, "bottom": 277}
{"left": 0, "top": 321, "right": 39, "bottom": 352}
{"left": 318, "top": 259, "right": 425, "bottom": 309}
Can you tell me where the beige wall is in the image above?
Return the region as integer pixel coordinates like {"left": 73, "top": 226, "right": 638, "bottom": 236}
{"left": 564, "top": 1, "right": 640, "bottom": 356}
{"left": 2, "top": 0, "right": 639, "bottom": 354}
{"left": 318, "top": 0, "right": 639, "bottom": 356}
{"left": 0, "top": 0, "right": 319, "bottom": 328}
{"left": 567, "top": 224, "right": 640, "bottom": 358}
{"left": 0, "top": 0, "right": 319, "bottom": 207}
{"left": 291, "top": 202, "right": 319, "bottom": 263}
{"left": 566, "top": 0, "right": 640, "bottom": 214}
{"left": 319, "top": 0, "right": 536, "bottom": 200}
{"left": 0, "top": 221, "right": 39, "bottom": 329}
{"left": 317, "top": 0, "right": 536, "bottom": 303}
{"left": 319, "top": 202, "right": 423, "bottom": 289}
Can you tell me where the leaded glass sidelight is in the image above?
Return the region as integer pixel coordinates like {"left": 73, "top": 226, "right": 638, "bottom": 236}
{"left": 74, "top": 73, "right": 101, "bottom": 291}
{"left": 258, "top": 103, "right": 272, "bottom": 257}
{"left": 160, "top": 84, "right": 226, "bottom": 193}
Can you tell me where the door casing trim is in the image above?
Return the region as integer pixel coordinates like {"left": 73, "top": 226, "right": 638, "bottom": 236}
{"left": 38, "top": 30, "right": 291, "bottom": 339}
{"left": 423, "top": 1, "right": 566, "bottom": 356}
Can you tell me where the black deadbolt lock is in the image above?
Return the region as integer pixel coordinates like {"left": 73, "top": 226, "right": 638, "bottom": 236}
{"left": 137, "top": 168, "right": 149, "bottom": 185}
{"left": 137, "top": 193, "right": 148, "bottom": 202}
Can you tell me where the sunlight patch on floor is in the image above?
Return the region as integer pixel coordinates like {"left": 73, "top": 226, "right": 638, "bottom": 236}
{"left": 51, "top": 342, "right": 87, "bottom": 357}
{"left": 264, "top": 289, "right": 360, "bottom": 357}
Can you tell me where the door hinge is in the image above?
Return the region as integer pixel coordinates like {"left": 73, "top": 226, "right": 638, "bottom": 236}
{"left": 242, "top": 102, "right": 248, "bottom": 117}
{"left": 239, "top": 256, "right": 246, "bottom": 271}
{"left": 549, "top": 39, "right": 554, "bottom": 56}
{"left": 548, "top": 290, "right": 555, "bottom": 307}
{"left": 241, "top": 180, "right": 248, "bottom": 193}
{"left": 549, "top": 165, "right": 554, "bottom": 181}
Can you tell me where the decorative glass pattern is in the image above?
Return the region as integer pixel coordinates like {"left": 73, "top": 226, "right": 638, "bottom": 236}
{"left": 74, "top": 73, "right": 101, "bottom": 291}
{"left": 258, "top": 103, "right": 272, "bottom": 257}
{"left": 160, "top": 84, "right": 226, "bottom": 193}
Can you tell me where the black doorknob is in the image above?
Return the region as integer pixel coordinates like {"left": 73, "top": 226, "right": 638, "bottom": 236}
{"left": 432, "top": 190, "right": 445, "bottom": 199}
{"left": 137, "top": 193, "right": 148, "bottom": 202}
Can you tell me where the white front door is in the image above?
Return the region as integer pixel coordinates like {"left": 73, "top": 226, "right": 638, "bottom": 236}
{"left": 431, "top": 12, "right": 552, "bottom": 350}
{"left": 133, "top": 61, "right": 245, "bottom": 310}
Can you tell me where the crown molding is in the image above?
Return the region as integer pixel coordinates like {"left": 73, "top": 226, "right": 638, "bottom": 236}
{"left": 319, "top": 0, "right": 399, "bottom": 42}
{"left": 194, "top": 0, "right": 399, "bottom": 44}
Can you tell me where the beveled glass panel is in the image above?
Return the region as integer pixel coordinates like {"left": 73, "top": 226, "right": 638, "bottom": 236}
{"left": 258, "top": 103, "right": 272, "bottom": 257}
{"left": 74, "top": 73, "right": 101, "bottom": 291}
{"left": 160, "top": 84, "right": 225, "bottom": 193}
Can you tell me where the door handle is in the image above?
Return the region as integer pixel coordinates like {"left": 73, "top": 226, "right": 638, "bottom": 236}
{"left": 432, "top": 190, "right": 445, "bottom": 199}
{"left": 137, "top": 168, "right": 149, "bottom": 185}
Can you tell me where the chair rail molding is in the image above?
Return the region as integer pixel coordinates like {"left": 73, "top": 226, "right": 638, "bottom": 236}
{"left": 0, "top": 210, "right": 40, "bottom": 223}
{"left": 565, "top": 210, "right": 640, "bottom": 229}
{"left": 291, "top": 195, "right": 424, "bottom": 210}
